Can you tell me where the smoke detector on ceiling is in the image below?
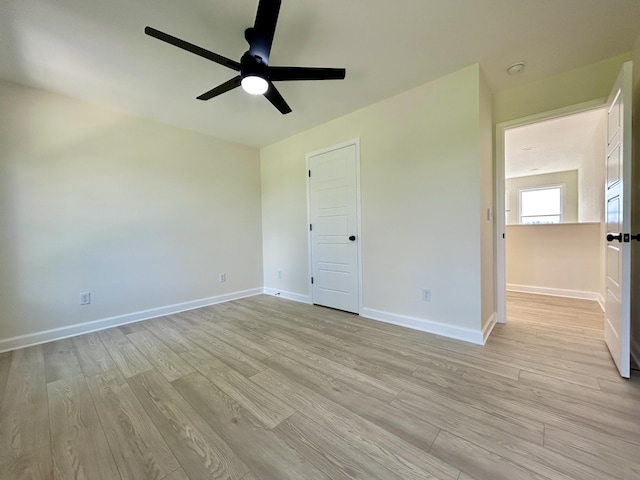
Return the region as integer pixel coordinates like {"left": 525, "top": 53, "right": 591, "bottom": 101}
{"left": 506, "top": 62, "right": 526, "bottom": 76}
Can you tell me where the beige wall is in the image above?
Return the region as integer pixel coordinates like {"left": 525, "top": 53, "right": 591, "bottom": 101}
{"left": 261, "top": 64, "right": 491, "bottom": 334}
{"left": 0, "top": 80, "right": 263, "bottom": 342}
{"left": 506, "top": 170, "right": 578, "bottom": 224}
{"left": 506, "top": 223, "right": 601, "bottom": 296}
{"left": 579, "top": 113, "right": 606, "bottom": 223}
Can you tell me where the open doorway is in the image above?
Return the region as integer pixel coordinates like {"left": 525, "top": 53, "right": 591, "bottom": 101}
{"left": 496, "top": 102, "right": 608, "bottom": 338}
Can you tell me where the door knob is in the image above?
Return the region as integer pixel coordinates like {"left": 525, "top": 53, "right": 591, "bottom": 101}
{"left": 631, "top": 234, "right": 640, "bottom": 242}
{"left": 348, "top": 235, "right": 356, "bottom": 241}
{"left": 607, "top": 233, "right": 622, "bottom": 242}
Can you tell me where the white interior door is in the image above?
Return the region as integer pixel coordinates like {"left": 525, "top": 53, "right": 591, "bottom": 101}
{"left": 308, "top": 143, "right": 360, "bottom": 313}
{"left": 604, "top": 62, "right": 632, "bottom": 378}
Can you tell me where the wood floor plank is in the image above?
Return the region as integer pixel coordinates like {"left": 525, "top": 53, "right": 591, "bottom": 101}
{"left": 173, "top": 371, "right": 331, "bottom": 480}
{"left": 182, "top": 357, "right": 295, "bottom": 429}
{"left": 43, "top": 338, "right": 84, "bottom": 384}
{"left": 159, "top": 467, "right": 190, "bottom": 480}
{"left": 183, "top": 328, "right": 267, "bottom": 377}
{"left": 265, "top": 326, "right": 419, "bottom": 377}
{"left": 142, "top": 318, "right": 196, "bottom": 354}
{"left": 72, "top": 332, "right": 117, "bottom": 377}
{"left": 0, "top": 351, "right": 12, "bottom": 401}
{"left": 263, "top": 352, "right": 441, "bottom": 451}
{"left": 543, "top": 424, "right": 640, "bottom": 480}
{"left": 265, "top": 337, "right": 400, "bottom": 402}
{"left": 85, "top": 368, "right": 181, "bottom": 480}
{"left": 518, "top": 369, "right": 640, "bottom": 419}
{"left": 0, "top": 346, "right": 52, "bottom": 479}
{"left": 251, "top": 368, "right": 459, "bottom": 480}
{"left": 452, "top": 367, "right": 640, "bottom": 446}
{"left": 189, "top": 320, "right": 274, "bottom": 361}
{"left": 48, "top": 374, "right": 121, "bottom": 480}
{"left": 118, "top": 322, "right": 149, "bottom": 335}
{"left": 127, "top": 369, "right": 249, "bottom": 480}
{"left": 126, "top": 330, "right": 195, "bottom": 382}
{"left": 98, "top": 328, "right": 154, "bottom": 378}
{"left": 429, "top": 430, "right": 548, "bottom": 480}
{"left": 275, "top": 412, "right": 405, "bottom": 480}
{"left": 240, "top": 473, "right": 260, "bottom": 480}
{"left": 392, "top": 383, "right": 612, "bottom": 480}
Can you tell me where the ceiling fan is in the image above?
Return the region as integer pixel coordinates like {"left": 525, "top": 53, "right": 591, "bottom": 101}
{"left": 145, "top": 0, "right": 346, "bottom": 114}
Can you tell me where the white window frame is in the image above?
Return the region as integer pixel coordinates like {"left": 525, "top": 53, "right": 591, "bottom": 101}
{"left": 518, "top": 184, "right": 564, "bottom": 224}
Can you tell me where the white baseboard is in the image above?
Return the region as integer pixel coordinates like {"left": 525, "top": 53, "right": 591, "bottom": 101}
{"left": 361, "top": 307, "right": 484, "bottom": 345}
{"left": 507, "top": 284, "right": 599, "bottom": 301}
{"left": 631, "top": 336, "right": 640, "bottom": 371}
{"left": 0, "top": 288, "right": 263, "bottom": 354}
{"left": 597, "top": 294, "right": 605, "bottom": 312}
{"left": 482, "top": 312, "right": 497, "bottom": 344}
{"left": 263, "top": 287, "right": 311, "bottom": 304}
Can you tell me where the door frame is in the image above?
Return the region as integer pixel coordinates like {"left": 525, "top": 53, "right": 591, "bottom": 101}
{"left": 495, "top": 99, "right": 607, "bottom": 323}
{"left": 306, "top": 138, "right": 363, "bottom": 314}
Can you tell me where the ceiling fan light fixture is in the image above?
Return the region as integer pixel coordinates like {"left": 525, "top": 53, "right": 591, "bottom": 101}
{"left": 241, "top": 75, "right": 268, "bottom": 95}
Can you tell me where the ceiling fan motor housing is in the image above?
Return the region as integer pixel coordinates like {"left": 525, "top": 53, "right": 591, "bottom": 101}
{"left": 241, "top": 51, "right": 268, "bottom": 80}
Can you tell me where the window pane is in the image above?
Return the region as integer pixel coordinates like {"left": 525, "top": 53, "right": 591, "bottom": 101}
{"left": 521, "top": 187, "right": 561, "bottom": 217}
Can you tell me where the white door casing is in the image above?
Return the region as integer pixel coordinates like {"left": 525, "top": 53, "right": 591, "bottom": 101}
{"left": 604, "top": 62, "right": 632, "bottom": 379}
{"left": 307, "top": 140, "right": 361, "bottom": 314}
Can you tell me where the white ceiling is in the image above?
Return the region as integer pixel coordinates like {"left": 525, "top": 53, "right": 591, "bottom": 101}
{"left": 505, "top": 108, "right": 606, "bottom": 179}
{"left": 1, "top": 0, "right": 639, "bottom": 148}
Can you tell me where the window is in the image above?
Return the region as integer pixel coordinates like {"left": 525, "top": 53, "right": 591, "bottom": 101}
{"left": 519, "top": 185, "right": 563, "bottom": 224}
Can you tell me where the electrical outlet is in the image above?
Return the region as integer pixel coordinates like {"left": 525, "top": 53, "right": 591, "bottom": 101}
{"left": 219, "top": 273, "right": 226, "bottom": 283}
{"left": 421, "top": 289, "right": 431, "bottom": 302}
{"left": 79, "top": 292, "right": 91, "bottom": 305}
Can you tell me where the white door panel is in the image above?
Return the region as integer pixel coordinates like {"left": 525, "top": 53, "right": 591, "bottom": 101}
{"left": 604, "top": 62, "right": 632, "bottom": 378}
{"left": 309, "top": 143, "right": 360, "bottom": 313}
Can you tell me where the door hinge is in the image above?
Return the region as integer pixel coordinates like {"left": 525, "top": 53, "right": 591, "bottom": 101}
{"left": 308, "top": 170, "right": 311, "bottom": 177}
{"left": 310, "top": 224, "right": 312, "bottom": 231}
{"left": 311, "top": 277, "right": 314, "bottom": 284}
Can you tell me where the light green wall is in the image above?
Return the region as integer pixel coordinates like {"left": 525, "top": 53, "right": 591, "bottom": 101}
{"left": 261, "top": 64, "right": 490, "bottom": 332}
{"left": 0, "top": 80, "right": 263, "bottom": 341}
{"left": 494, "top": 53, "right": 631, "bottom": 124}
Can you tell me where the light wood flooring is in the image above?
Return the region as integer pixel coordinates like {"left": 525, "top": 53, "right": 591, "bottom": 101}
{"left": 1, "top": 292, "right": 639, "bottom": 479}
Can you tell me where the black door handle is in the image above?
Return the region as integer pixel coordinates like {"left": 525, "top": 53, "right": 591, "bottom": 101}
{"left": 632, "top": 234, "right": 640, "bottom": 242}
{"left": 349, "top": 235, "right": 356, "bottom": 241}
{"left": 607, "top": 233, "right": 622, "bottom": 242}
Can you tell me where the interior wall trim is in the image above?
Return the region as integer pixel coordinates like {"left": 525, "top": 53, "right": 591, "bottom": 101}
{"left": 263, "top": 288, "right": 312, "bottom": 304}
{"left": 482, "top": 312, "right": 497, "bottom": 344}
{"left": 507, "top": 284, "right": 599, "bottom": 301}
{"left": 0, "top": 288, "right": 263, "bottom": 354}
{"left": 361, "top": 307, "right": 485, "bottom": 345}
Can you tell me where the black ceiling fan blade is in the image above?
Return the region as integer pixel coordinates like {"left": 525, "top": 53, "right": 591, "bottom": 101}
{"left": 247, "top": 0, "right": 281, "bottom": 62}
{"left": 196, "top": 76, "right": 242, "bottom": 100}
{"left": 264, "top": 82, "right": 292, "bottom": 114}
{"left": 268, "top": 66, "right": 346, "bottom": 81}
{"left": 145, "top": 26, "right": 241, "bottom": 71}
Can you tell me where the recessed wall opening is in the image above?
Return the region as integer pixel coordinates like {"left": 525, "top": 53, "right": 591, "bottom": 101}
{"left": 498, "top": 104, "right": 608, "bottom": 338}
